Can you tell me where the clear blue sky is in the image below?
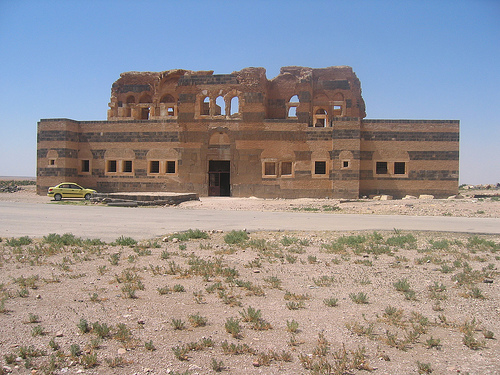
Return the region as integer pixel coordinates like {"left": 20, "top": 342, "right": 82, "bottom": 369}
{"left": 0, "top": 0, "right": 498, "bottom": 184}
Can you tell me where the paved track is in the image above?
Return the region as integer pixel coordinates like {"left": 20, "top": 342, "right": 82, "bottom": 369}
{"left": 1, "top": 201, "right": 499, "bottom": 242}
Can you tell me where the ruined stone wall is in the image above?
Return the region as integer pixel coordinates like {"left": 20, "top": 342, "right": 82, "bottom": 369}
{"left": 37, "top": 66, "right": 459, "bottom": 199}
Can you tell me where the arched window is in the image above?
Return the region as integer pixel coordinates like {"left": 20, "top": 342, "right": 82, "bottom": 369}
{"left": 314, "top": 108, "right": 328, "bottom": 127}
{"left": 126, "top": 95, "right": 136, "bottom": 104}
{"left": 160, "top": 94, "right": 176, "bottom": 117}
{"left": 139, "top": 94, "right": 152, "bottom": 103}
{"left": 230, "top": 96, "right": 239, "bottom": 115}
{"left": 201, "top": 97, "right": 210, "bottom": 115}
{"left": 216, "top": 96, "right": 225, "bottom": 116}
{"left": 160, "top": 94, "right": 175, "bottom": 103}
{"left": 287, "top": 95, "right": 299, "bottom": 118}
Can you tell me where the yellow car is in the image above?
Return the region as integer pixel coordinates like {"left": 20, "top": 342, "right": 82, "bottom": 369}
{"left": 47, "top": 182, "right": 96, "bottom": 201}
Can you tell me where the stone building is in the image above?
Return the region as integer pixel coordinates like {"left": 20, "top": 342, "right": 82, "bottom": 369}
{"left": 37, "top": 66, "right": 459, "bottom": 198}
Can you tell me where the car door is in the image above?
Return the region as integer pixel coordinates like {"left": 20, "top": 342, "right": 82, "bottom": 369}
{"left": 69, "top": 184, "right": 83, "bottom": 198}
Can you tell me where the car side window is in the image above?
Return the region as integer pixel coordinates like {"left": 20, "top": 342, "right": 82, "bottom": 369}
{"left": 70, "top": 184, "right": 81, "bottom": 189}
{"left": 61, "top": 184, "right": 70, "bottom": 189}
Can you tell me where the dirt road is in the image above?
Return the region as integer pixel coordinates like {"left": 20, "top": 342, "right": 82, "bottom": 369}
{"left": 1, "top": 201, "right": 499, "bottom": 242}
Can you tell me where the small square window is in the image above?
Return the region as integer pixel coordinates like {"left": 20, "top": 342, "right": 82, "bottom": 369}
{"left": 281, "top": 162, "right": 292, "bottom": 176}
{"left": 81, "top": 160, "right": 90, "bottom": 172}
{"left": 394, "top": 162, "right": 406, "bottom": 175}
{"left": 166, "top": 161, "right": 176, "bottom": 174}
{"left": 107, "top": 160, "right": 117, "bottom": 173}
{"left": 123, "top": 160, "right": 133, "bottom": 173}
{"left": 376, "top": 162, "right": 388, "bottom": 175}
{"left": 342, "top": 161, "right": 349, "bottom": 168}
{"left": 315, "top": 161, "right": 327, "bottom": 175}
{"left": 149, "top": 160, "right": 160, "bottom": 174}
{"left": 49, "top": 159, "right": 55, "bottom": 166}
{"left": 264, "top": 162, "right": 276, "bottom": 176}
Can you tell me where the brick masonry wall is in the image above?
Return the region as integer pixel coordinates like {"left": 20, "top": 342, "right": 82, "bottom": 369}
{"left": 359, "top": 119, "right": 459, "bottom": 198}
{"left": 37, "top": 67, "right": 459, "bottom": 199}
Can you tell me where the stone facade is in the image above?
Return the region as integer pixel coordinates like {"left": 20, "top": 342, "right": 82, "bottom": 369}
{"left": 37, "top": 66, "right": 459, "bottom": 198}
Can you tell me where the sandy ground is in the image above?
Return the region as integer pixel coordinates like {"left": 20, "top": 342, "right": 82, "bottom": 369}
{"left": 0, "top": 185, "right": 499, "bottom": 375}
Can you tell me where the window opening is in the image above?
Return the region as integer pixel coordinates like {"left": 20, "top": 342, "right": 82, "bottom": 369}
{"left": 149, "top": 160, "right": 160, "bottom": 174}
{"left": 289, "top": 95, "right": 299, "bottom": 103}
{"left": 230, "top": 96, "right": 239, "bottom": 115}
{"left": 343, "top": 160, "right": 349, "bottom": 168}
{"left": 216, "top": 96, "right": 225, "bottom": 116}
{"left": 394, "top": 162, "right": 406, "bottom": 175}
{"left": 288, "top": 106, "right": 297, "bottom": 117}
{"left": 167, "top": 107, "right": 175, "bottom": 116}
{"left": 166, "top": 161, "right": 176, "bottom": 174}
{"left": 264, "top": 162, "right": 276, "bottom": 176}
{"left": 315, "top": 161, "right": 327, "bottom": 175}
{"left": 123, "top": 160, "right": 133, "bottom": 173}
{"left": 314, "top": 108, "right": 327, "bottom": 127}
{"left": 141, "top": 107, "right": 150, "bottom": 120}
{"left": 49, "top": 159, "right": 55, "bottom": 166}
{"left": 333, "top": 105, "right": 342, "bottom": 116}
{"left": 281, "top": 162, "right": 292, "bottom": 176}
{"left": 201, "top": 97, "right": 210, "bottom": 115}
{"left": 107, "top": 160, "right": 117, "bottom": 173}
{"left": 81, "top": 160, "right": 90, "bottom": 172}
{"left": 376, "top": 162, "right": 388, "bottom": 174}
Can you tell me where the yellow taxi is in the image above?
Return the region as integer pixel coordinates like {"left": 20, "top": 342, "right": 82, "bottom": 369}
{"left": 47, "top": 182, "right": 96, "bottom": 201}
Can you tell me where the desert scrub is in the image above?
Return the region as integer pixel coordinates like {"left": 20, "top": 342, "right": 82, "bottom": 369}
{"left": 224, "top": 230, "right": 248, "bottom": 245}
{"left": 286, "top": 319, "right": 300, "bottom": 333}
{"left": 169, "top": 228, "right": 209, "bottom": 242}
{"left": 70, "top": 344, "right": 81, "bottom": 357}
{"left": 323, "top": 297, "right": 339, "bottom": 307}
{"left": 171, "top": 318, "right": 186, "bottom": 330}
{"left": 5, "top": 236, "right": 32, "bottom": 247}
{"left": 144, "top": 340, "right": 156, "bottom": 351}
{"left": 108, "top": 252, "right": 120, "bottom": 265}
{"left": 385, "top": 233, "right": 417, "bottom": 248}
{"left": 313, "top": 275, "right": 335, "bottom": 287}
{"left": 27, "top": 313, "right": 40, "bottom": 323}
{"left": 92, "top": 321, "right": 112, "bottom": 339}
{"left": 113, "top": 235, "right": 137, "bottom": 247}
{"left": 188, "top": 313, "right": 208, "bottom": 327}
{"left": 349, "top": 292, "right": 369, "bottom": 304}
{"left": 239, "top": 306, "right": 262, "bottom": 323}
{"left": 286, "top": 301, "right": 305, "bottom": 310}
{"left": 221, "top": 341, "right": 255, "bottom": 355}
{"left": 211, "top": 358, "right": 225, "bottom": 372}
{"left": 172, "top": 345, "right": 189, "bottom": 361}
{"left": 77, "top": 318, "right": 90, "bottom": 334}
{"left": 225, "top": 317, "right": 242, "bottom": 338}
{"left": 114, "top": 323, "right": 132, "bottom": 342}
{"left": 417, "top": 361, "right": 433, "bottom": 374}
{"left": 263, "top": 275, "right": 282, "bottom": 289}
{"left": 31, "top": 325, "right": 45, "bottom": 336}
{"left": 393, "top": 278, "right": 411, "bottom": 292}
{"left": 345, "top": 321, "right": 374, "bottom": 337}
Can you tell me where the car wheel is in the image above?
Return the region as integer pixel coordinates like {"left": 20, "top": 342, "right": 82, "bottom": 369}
{"left": 84, "top": 193, "right": 91, "bottom": 200}
{"left": 54, "top": 194, "right": 62, "bottom": 201}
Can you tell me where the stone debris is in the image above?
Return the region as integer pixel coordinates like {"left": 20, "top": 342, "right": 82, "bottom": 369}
{"left": 419, "top": 194, "right": 435, "bottom": 200}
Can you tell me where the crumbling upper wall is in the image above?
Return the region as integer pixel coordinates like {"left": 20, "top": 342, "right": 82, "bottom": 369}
{"left": 107, "top": 66, "right": 366, "bottom": 123}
